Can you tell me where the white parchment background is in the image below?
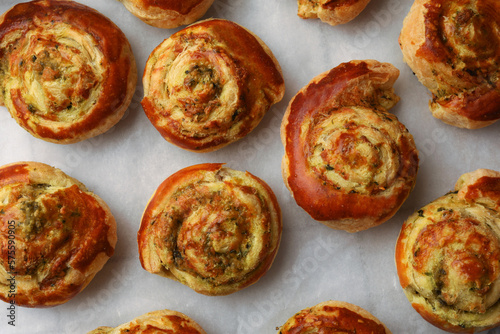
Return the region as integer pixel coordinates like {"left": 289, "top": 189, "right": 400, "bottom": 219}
{"left": 0, "top": 0, "right": 499, "bottom": 333}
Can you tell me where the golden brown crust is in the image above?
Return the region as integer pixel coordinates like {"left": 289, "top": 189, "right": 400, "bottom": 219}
{"left": 399, "top": 0, "right": 500, "bottom": 129}
{"left": 141, "top": 18, "right": 285, "bottom": 152}
{"left": 0, "top": 0, "right": 137, "bottom": 144}
{"left": 137, "top": 163, "right": 282, "bottom": 296}
{"left": 277, "top": 300, "right": 392, "bottom": 333}
{"left": 298, "top": 0, "right": 371, "bottom": 26}
{"left": 281, "top": 60, "right": 419, "bottom": 233}
{"left": 87, "top": 309, "right": 207, "bottom": 334}
{"left": 118, "top": 0, "right": 214, "bottom": 29}
{"left": 395, "top": 169, "right": 500, "bottom": 333}
{"left": 0, "top": 161, "right": 117, "bottom": 307}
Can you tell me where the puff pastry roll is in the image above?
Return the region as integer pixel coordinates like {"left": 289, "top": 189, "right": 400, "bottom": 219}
{"left": 142, "top": 19, "right": 285, "bottom": 152}
{"left": 399, "top": 0, "right": 500, "bottom": 129}
{"left": 87, "top": 309, "right": 206, "bottom": 334}
{"left": 118, "top": 0, "right": 214, "bottom": 29}
{"left": 278, "top": 300, "right": 392, "bottom": 333}
{"left": 396, "top": 169, "right": 500, "bottom": 333}
{"left": 138, "top": 163, "right": 282, "bottom": 296}
{"left": 298, "top": 0, "right": 371, "bottom": 26}
{"left": 0, "top": 162, "right": 117, "bottom": 307}
{"left": 0, "top": 0, "right": 137, "bottom": 144}
{"left": 281, "top": 60, "right": 419, "bottom": 233}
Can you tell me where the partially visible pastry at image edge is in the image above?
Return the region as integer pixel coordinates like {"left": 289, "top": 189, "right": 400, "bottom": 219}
{"left": 141, "top": 18, "right": 285, "bottom": 153}
{"left": 281, "top": 60, "right": 419, "bottom": 233}
{"left": 118, "top": 0, "right": 214, "bottom": 29}
{"left": 0, "top": 161, "right": 117, "bottom": 307}
{"left": 396, "top": 169, "right": 500, "bottom": 333}
{"left": 298, "top": 0, "right": 371, "bottom": 26}
{"left": 87, "top": 309, "right": 206, "bottom": 334}
{"left": 399, "top": 0, "right": 500, "bottom": 129}
{"left": 0, "top": 0, "right": 137, "bottom": 144}
{"left": 138, "top": 163, "right": 282, "bottom": 296}
{"left": 277, "top": 300, "right": 392, "bottom": 333}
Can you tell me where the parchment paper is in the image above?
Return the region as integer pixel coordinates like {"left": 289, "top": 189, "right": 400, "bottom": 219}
{"left": 0, "top": 0, "right": 499, "bottom": 333}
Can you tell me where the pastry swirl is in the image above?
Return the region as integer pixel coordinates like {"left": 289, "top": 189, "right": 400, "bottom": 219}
{"left": 141, "top": 18, "right": 285, "bottom": 152}
{"left": 0, "top": 161, "right": 117, "bottom": 307}
{"left": 298, "top": 0, "right": 371, "bottom": 26}
{"left": 0, "top": 0, "right": 137, "bottom": 144}
{"left": 278, "top": 300, "right": 392, "bottom": 333}
{"left": 138, "top": 163, "right": 282, "bottom": 296}
{"left": 396, "top": 169, "right": 500, "bottom": 332}
{"left": 399, "top": 0, "right": 500, "bottom": 129}
{"left": 118, "top": 0, "right": 214, "bottom": 29}
{"left": 88, "top": 309, "right": 206, "bottom": 334}
{"left": 281, "top": 60, "right": 419, "bottom": 233}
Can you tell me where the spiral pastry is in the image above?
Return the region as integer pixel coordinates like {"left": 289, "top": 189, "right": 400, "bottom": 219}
{"left": 0, "top": 0, "right": 137, "bottom": 144}
{"left": 396, "top": 169, "right": 500, "bottom": 333}
{"left": 281, "top": 60, "right": 419, "bottom": 233}
{"left": 0, "top": 161, "right": 117, "bottom": 307}
{"left": 399, "top": 0, "right": 500, "bottom": 129}
{"left": 298, "top": 0, "right": 371, "bottom": 26}
{"left": 88, "top": 309, "right": 206, "bottom": 334}
{"left": 141, "top": 19, "right": 285, "bottom": 152}
{"left": 138, "top": 163, "right": 282, "bottom": 296}
{"left": 278, "top": 300, "right": 392, "bottom": 334}
{"left": 118, "top": 0, "right": 214, "bottom": 29}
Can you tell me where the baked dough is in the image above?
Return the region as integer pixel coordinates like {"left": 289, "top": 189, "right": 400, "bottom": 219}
{"left": 87, "top": 309, "right": 206, "bottom": 334}
{"left": 142, "top": 18, "right": 285, "bottom": 152}
{"left": 399, "top": 0, "right": 500, "bottom": 129}
{"left": 118, "top": 0, "right": 214, "bottom": 29}
{"left": 0, "top": 0, "right": 137, "bottom": 144}
{"left": 396, "top": 169, "right": 500, "bottom": 333}
{"left": 281, "top": 60, "right": 419, "bottom": 233}
{"left": 138, "top": 163, "right": 282, "bottom": 296}
{"left": 0, "top": 161, "right": 117, "bottom": 307}
{"left": 278, "top": 300, "right": 392, "bottom": 333}
{"left": 298, "top": 0, "right": 371, "bottom": 26}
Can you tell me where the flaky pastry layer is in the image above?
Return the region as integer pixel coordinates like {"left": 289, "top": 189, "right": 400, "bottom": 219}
{"left": 138, "top": 163, "right": 282, "bottom": 296}
{"left": 281, "top": 60, "right": 419, "bottom": 233}
{"left": 298, "top": 0, "right": 371, "bottom": 26}
{"left": 399, "top": 0, "right": 500, "bottom": 129}
{"left": 396, "top": 169, "right": 500, "bottom": 333}
{"left": 278, "top": 300, "right": 392, "bottom": 333}
{"left": 118, "top": 0, "right": 214, "bottom": 29}
{"left": 88, "top": 309, "right": 206, "bottom": 334}
{"left": 0, "top": 0, "right": 137, "bottom": 143}
{"left": 0, "top": 161, "right": 117, "bottom": 307}
{"left": 142, "top": 18, "right": 285, "bottom": 152}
